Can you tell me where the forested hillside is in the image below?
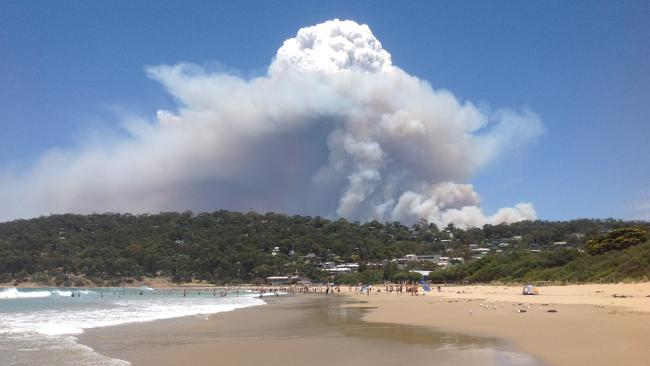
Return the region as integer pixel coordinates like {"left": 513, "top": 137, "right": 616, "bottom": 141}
{"left": 0, "top": 211, "right": 647, "bottom": 286}
{"left": 428, "top": 237, "right": 650, "bottom": 284}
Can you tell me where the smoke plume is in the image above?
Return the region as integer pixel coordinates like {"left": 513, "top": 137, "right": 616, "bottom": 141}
{"left": 0, "top": 19, "right": 543, "bottom": 227}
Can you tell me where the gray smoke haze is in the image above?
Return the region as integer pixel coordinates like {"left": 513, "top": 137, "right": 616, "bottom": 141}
{"left": 0, "top": 19, "right": 543, "bottom": 227}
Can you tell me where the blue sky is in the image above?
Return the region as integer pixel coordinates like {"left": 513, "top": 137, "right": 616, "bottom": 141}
{"left": 1, "top": 1, "right": 648, "bottom": 222}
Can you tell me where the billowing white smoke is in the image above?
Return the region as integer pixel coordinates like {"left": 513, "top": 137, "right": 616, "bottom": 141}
{"left": 0, "top": 19, "right": 543, "bottom": 227}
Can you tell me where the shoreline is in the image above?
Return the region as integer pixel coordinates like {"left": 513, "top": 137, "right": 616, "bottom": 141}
{"left": 7, "top": 283, "right": 650, "bottom": 365}
{"left": 79, "top": 294, "right": 542, "bottom": 366}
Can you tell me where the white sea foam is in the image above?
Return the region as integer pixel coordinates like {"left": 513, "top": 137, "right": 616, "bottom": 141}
{"left": 51, "top": 290, "right": 73, "bottom": 297}
{"left": 0, "top": 288, "right": 100, "bottom": 300}
{"left": 34, "top": 301, "right": 262, "bottom": 336}
{"left": 260, "top": 291, "right": 288, "bottom": 297}
{"left": 0, "top": 288, "right": 267, "bottom": 366}
{"left": 0, "top": 288, "right": 52, "bottom": 299}
{"left": 1, "top": 292, "right": 265, "bottom": 336}
{"left": 0, "top": 333, "right": 131, "bottom": 366}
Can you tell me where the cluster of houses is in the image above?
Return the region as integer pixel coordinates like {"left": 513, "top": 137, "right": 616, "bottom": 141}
{"left": 397, "top": 254, "right": 464, "bottom": 269}
{"left": 467, "top": 235, "right": 582, "bottom": 258}
{"left": 265, "top": 253, "right": 465, "bottom": 284}
{"left": 266, "top": 233, "right": 587, "bottom": 284}
{"left": 311, "top": 253, "right": 467, "bottom": 275}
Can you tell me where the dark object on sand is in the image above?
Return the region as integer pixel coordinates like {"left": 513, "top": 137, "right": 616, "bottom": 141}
{"left": 518, "top": 309, "right": 527, "bottom": 313}
{"left": 547, "top": 309, "right": 558, "bottom": 313}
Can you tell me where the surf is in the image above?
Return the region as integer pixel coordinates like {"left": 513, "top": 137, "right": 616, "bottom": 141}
{"left": 0, "top": 287, "right": 52, "bottom": 299}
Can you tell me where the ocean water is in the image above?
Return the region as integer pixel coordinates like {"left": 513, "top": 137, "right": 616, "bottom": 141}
{"left": 0, "top": 287, "right": 267, "bottom": 366}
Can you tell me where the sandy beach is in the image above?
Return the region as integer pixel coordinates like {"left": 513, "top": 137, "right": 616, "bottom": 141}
{"left": 75, "top": 283, "right": 650, "bottom": 366}
{"left": 347, "top": 283, "right": 650, "bottom": 366}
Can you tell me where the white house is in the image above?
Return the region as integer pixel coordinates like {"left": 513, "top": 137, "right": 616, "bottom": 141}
{"left": 336, "top": 263, "right": 359, "bottom": 272}
{"left": 471, "top": 248, "right": 491, "bottom": 253}
{"left": 418, "top": 254, "right": 440, "bottom": 262}
{"left": 325, "top": 267, "right": 351, "bottom": 274}
{"left": 267, "top": 276, "right": 290, "bottom": 286}
{"left": 404, "top": 254, "right": 418, "bottom": 261}
{"left": 319, "top": 262, "right": 336, "bottom": 269}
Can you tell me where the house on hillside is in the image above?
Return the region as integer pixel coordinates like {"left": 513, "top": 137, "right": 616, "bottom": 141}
{"left": 267, "top": 276, "right": 291, "bottom": 286}
{"left": 336, "top": 263, "right": 359, "bottom": 272}
{"left": 404, "top": 254, "right": 418, "bottom": 261}
{"left": 471, "top": 248, "right": 491, "bottom": 254}
{"left": 325, "top": 267, "right": 351, "bottom": 274}
{"left": 418, "top": 254, "right": 441, "bottom": 262}
{"left": 318, "top": 262, "right": 336, "bottom": 270}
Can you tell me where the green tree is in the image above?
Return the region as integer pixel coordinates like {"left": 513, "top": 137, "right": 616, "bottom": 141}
{"left": 586, "top": 228, "right": 647, "bottom": 255}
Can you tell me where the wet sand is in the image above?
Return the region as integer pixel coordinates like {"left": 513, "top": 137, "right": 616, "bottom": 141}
{"left": 80, "top": 295, "right": 541, "bottom": 366}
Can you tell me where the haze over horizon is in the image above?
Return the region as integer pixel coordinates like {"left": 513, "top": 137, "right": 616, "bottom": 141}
{"left": 1, "top": 2, "right": 648, "bottom": 225}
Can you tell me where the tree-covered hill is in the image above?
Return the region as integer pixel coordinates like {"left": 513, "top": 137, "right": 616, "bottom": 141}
{"left": 0, "top": 211, "right": 647, "bottom": 286}
{"left": 428, "top": 239, "right": 650, "bottom": 284}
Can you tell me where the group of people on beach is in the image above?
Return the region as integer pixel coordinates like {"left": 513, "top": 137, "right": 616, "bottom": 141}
{"left": 278, "top": 283, "right": 425, "bottom": 296}
{"left": 65, "top": 281, "right": 434, "bottom": 300}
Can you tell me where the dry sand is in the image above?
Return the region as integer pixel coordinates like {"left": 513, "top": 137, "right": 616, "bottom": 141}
{"left": 346, "top": 283, "right": 650, "bottom": 366}
{"left": 424, "top": 282, "right": 650, "bottom": 312}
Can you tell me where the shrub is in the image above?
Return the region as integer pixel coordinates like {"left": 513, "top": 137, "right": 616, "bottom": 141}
{"left": 393, "top": 272, "right": 409, "bottom": 282}
{"left": 73, "top": 277, "right": 86, "bottom": 287}
{"left": 0, "top": 273, "right": 12, "bottom": 283}
{"left": 30, "top": 271, "right": 51, "bottom": 285}
{"left": 586, "top": 228, "right": 647, "bottom": 255}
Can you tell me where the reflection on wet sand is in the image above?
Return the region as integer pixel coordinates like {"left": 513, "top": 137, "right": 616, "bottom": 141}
{"left": 81, "top": 295, "right": 542, "bottom": 366}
